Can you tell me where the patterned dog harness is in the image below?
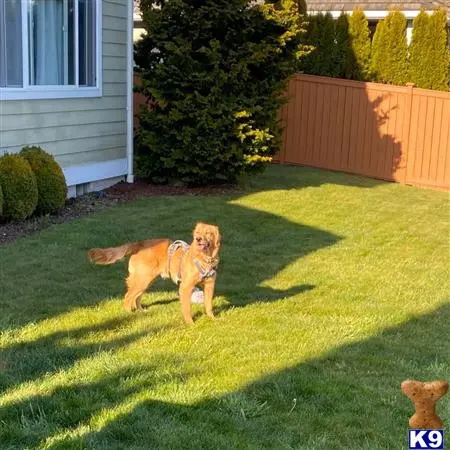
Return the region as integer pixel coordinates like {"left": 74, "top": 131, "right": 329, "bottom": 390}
{"left": 167, "top": 240, "right": 218, "bottom": 285}
{"left": 167, "top": 240, "right": 190, "bottom": 285}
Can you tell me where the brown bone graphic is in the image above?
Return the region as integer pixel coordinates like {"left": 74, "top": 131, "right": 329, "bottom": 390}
{"left": 401, "top": 380, "right": 448, "bottom": 429}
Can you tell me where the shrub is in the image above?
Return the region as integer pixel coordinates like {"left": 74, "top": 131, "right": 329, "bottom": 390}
{"left": 0, "top": 184, "right": 3, "bottom": 218}
{"left": 0, "top": 154, "right": 38, "bottom": 221}
{"left": 20, "top": 146, "right": 67, "bottom": 214}
{"left": 134, "top": 0, "right": 307, "bottom": 185}
{"left": 370, "top": 10, "right": 409, "bottom": 85}
{"left": 348, "top": 8, "right": 371, "bottom": 80}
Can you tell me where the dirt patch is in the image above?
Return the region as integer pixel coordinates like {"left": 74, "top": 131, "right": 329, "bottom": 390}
{"left": 0, "top": 180, "right": 237, "bottom": 247}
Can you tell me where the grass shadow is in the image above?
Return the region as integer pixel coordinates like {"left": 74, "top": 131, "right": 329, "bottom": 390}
{"left": 0, "top": 315, "right": 172, "bottom": 393}
{"left": 214, "top": 283, "right": 315, "bottom": 315}
{"left": 242, "top": 165, "right": 387, "bottom": 192}
{"left": 12, "top": 302, "right": 447, "bottom": 450}
{"left": 0, "top": 166, "right": 344, "bottom": 330}
{"left": 0, "top": 363, "right": 193, "bottom": 449}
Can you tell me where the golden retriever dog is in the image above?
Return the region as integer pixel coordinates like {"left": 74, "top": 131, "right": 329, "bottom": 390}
{"left": 88, "top": 222, "right": 221, "bottom": 324}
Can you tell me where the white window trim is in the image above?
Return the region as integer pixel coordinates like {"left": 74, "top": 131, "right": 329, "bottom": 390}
{"left": 0, "top": 0, "right": 102, "bottom": 101}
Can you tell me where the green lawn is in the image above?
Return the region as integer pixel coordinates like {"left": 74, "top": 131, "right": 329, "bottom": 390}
{"left": 0, "top": 165, "right": 449, "bottom": 450}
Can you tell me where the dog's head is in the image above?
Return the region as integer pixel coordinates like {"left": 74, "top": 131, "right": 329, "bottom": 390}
{"left": 192, "top": 222, "right": 221, "bottom": 258}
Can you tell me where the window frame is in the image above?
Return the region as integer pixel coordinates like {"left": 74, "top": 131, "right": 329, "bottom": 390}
{"left": 0, "top": 0, "right": 102, "bottom": 101}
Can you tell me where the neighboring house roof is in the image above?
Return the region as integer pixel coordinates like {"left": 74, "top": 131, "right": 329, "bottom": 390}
{"left": 306, "top": 0, "right": 449, "bottom": 11}
{"left": 133, "top": 0, "right": 449, "bottom": 22}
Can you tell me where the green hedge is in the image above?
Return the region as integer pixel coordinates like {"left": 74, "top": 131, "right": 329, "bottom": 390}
{"left": 20, "top": 146, "right": 67, "bottom": 215}
{"left": 0, "top": 154, "right": 38, "bottom": 221}
{"left": 410, "top": 9, "right": 449, "bottom": 91}
{"left": 302, "top": 7, "right": 448, "bottom": 90}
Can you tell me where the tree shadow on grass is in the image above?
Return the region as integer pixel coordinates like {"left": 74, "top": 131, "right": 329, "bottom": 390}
{"left": 0, "top": 315, "right": 173, "bottom": 394}
{"left": 0, "top": 166, "right": 344, "bottom": 331}
{"left": 242, "top": 164, "right": 387, "bottom": 192}
{"left": 23, "top": 302, "right": 446, "bottom": 450}
{"left": 0, "top": 363, "right": 194, "bottom": 449}
{"left": 1, "top": 302, "right": 447, "bottom": 449}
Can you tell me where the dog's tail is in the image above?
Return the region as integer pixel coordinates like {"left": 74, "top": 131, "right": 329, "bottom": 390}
{"left": 88, "top": 241, "right": 145, "bottom": 265}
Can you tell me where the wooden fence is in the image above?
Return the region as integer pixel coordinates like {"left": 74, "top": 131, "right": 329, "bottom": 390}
{"left": 277, "top": 74, "right": 450, "bottom": 190}
{"left": 133, "top": 72, "right": 450, "bottom": 190}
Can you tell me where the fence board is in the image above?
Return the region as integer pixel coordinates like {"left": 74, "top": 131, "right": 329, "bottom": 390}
{"left": 278, "top": 74, "right": 450, "bottom": 190}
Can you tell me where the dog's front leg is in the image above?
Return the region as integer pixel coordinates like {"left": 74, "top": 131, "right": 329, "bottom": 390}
{"left": 203, "top": 277, "right": 216, "bottom": 319}
{"left": 179, "top": 281, "right": 195, "bottom": 324}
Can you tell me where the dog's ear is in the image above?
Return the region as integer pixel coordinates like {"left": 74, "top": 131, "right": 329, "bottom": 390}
{"left": 193, "top": 222, "right": 204, "bottom": 237}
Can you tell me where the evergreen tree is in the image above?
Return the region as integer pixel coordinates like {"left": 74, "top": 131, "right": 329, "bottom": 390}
{"left": 428, "top": 8, "right": 449, "bottom": 91}
{"left": 409, "top": 9, "right": 430, "bottom": 88}
{"left": 134, "top": 0, "right": 307, "bottom": 185}
{"left": 385, "top": 10, "right": 409, "bottom": 85}
{"left": 370, "top": 10, "right": 409, "bottom": 85}
{"left": 333, "top": 12, "right": 355, "bottom": 78}
{"left": 370, "top": 18, "right": 387, "bottom": 81}
{"left": 316, "top": 13, "right": 337, "bottom": 76}
{"left": 348, "top": 7, "right": 371, "bottom": 80}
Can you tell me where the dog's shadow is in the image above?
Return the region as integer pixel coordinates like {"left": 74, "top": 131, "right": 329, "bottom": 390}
{"left": 141, "top": 283, "right": 314, "bottom": 316}
{"left": 215, "top": 283, "right": 315, "bottom": 315}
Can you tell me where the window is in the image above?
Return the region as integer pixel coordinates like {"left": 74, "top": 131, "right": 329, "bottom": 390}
{"left": 0, "top": 0, "right": 101, "bottom": 100}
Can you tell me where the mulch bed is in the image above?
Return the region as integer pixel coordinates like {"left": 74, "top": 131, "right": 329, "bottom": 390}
{"left": 0, "top": 180, "right": 238, "bottom": 247}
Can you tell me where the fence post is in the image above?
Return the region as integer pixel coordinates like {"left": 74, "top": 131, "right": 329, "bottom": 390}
{"left": 402, "top": 82, "right": 415, "bottom": 185}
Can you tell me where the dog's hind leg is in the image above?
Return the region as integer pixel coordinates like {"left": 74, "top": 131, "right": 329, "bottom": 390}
{"left": 135, "top": 271, "right": 158, "bottom": 311}
{"left": 124, "top": 255, "right": 158, "bottom": 312}
{"left": 124, "top": 272, "right": 158, "bottom": 312}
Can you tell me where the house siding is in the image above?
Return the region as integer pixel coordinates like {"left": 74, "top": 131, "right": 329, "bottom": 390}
{"left": 0, "top": 0, "right": 128, "bottom": 175}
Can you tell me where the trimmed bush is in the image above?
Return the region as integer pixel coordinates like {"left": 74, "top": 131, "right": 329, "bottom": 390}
{"left": 20, "top": 146, "right": 67, "bottom": 214}
{"left": 134, "top": 0, "right": 307, "bottom": 185}
{"left": 370, "top": 10, "right": 409, "bottom": 85}
{"left": 348, "top": 8, "right": 371, "bottom": 80}
{"left": 0, "top": 154, "right": 38, "bottom": 221}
